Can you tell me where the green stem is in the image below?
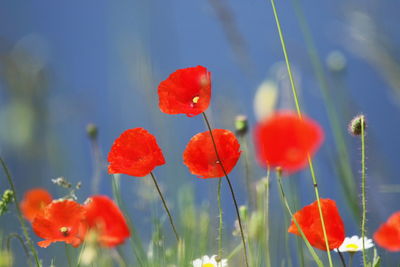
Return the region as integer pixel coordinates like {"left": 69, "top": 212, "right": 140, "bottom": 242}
{"left": 265, "top": 167, "right": 271, "bottom": 267}
{"left": 276, "top": 169, "right": 324, "bottom": 267}
{"left": 0, "top": 157, "right": 41, "bottom": 267}
{"left": 291, "top": 0, "right": 359, "bottom": 219}
{"left": 7, "top": 233, "right": 33, "bottom": 267}
{"left": 217, "top": 177, "right": 223, "bottom": 259}
{"left": 150, "top": 172, "right": 180, "bottom": 241}
{"left": 65, "top": 244, "right": 72, "bottom": 267}
{"left": 361, "top": 116, "right": 367, "bottom": 266}
{"left": 239, "top": 136, "right": 254, "bottom": 208}
{"left": 269, "top": 0, "right": 333, "bottom": 265}
{"left": 202, "top": 112, "right": 249, "bottom": 267}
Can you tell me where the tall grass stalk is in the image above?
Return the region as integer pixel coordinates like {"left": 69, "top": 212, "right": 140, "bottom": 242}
{"left": 276, "top": 169, "right": 324, "bottom": 267}
{"left": 149, "top": 172, "right": 180, "bottom": 241}
{"left": 6, "top": 233, "right": 32, "bottom": 267}
{"left": 360, "top": 115, "right": 367, "bottom": 266}
{"left": 291, "top": 0, "right": 360, "bottom": 219}
{"left": 201, "top": 112, "right": 249, "bottom": 267}
{"left": 0, "top": 157, "right": 41, "bottom": 267}
{"left": 268, "top": 0, "right": 333, "bottom": 265}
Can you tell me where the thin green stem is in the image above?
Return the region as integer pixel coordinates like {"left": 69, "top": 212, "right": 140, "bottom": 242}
{"left": 361, "top": 115, "right": 367, "bottom": 266}
{"left": 349, "top": 253, "right": 354, "bottom": 267}
{"left": 276, "top": 169, "right": 324, "bottom": 267}
{"left": 269, "top": 0, "right": 333, "bottom": 265}
{"left": 150, "top": 172, "right": 180, "bottom": 242}
{"left": 217, "top": 177, "right": 223, "bottom": 259}
{"left": 65, "top": 244, "right": 72, "bottom": 267}
{"left": 7, "top": 233, "right": 33, "bottom": 267}
{"left": 0, "top": 157, "right": 41, "bottom": 267}
{"left": 265, "top": 166, "right": 271, "bottom": 267}
{"left": 239, "top": 136, "right": 254, "bottom": 208}
{"left": 202, "top": 112, "right": 249, "bottom": 267}
{"left": 291, "top": 0, "right": 359, "bottom": 219}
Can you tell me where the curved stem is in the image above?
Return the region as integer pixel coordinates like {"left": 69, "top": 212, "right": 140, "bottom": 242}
{"left": 202, "top": 112, "right": 249, "bottom": 267}
{"left": 268, "top": 0, "right": 333, "bottom": 265}
{"left": 217, "top": 177, "right": 223, "bottom": 259}
{"left": 0, "top": 157, "right": 41, "bottom": 267}
{"left": 360, "top": 116, "right": 367, "bottom": 266}
{"left": 150, "top": 172, "right": 179, "bottom": 241}
{"left": 276, "top": 169, "right": 324, "bottom": 267}
{"left": 7, "top": 233, "right": 32, "bottom": 267}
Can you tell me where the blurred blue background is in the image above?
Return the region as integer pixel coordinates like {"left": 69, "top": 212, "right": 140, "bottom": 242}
{"left": 1, "top": 0, "right": 400, "bottom": 266}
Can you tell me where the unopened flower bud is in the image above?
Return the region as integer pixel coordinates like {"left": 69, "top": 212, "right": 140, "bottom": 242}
{"left": 235, "top": 115, "right": 248, "bottom": 136}
{"left": 86, "top": 123, "right": 98, "bottom": 140}
{"left": 349, "top": 115, "right": 366, "bottom": 136}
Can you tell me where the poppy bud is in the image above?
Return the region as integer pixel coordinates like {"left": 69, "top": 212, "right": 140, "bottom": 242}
{"left": 235, "top": 115, "right": 248, "bottom": 136}
{"left": 86, "top": 123, "right": 98, "bottom": 140}
{"left": 348, "top": 115, "right": 366, "bottom": 136}
{"left": 326, "top": 51, "right": 347, "bottom": 73}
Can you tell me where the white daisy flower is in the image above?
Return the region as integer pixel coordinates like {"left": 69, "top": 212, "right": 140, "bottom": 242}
{"left": 334, "top": 235, "right": 374, "bottom": 253}
{"left": 192, "top": 255, "right": 228, "bottom": 267}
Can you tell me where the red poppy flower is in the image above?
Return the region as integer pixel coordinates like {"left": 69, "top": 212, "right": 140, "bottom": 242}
{"left": 108, "top": 128, "right": 166, "bottom": 177}
{"left": 374, "top": 211, "right": 400, "bottom": 251}
{"left": 288, "top": 199, "right": 345, "bottom": 251}
{"left": 32, "top": 199, "right": 87, "bottom": 248}
{"left": 84, "top": 195, "right": 130, "bottom": 247}
{"left": 254, "top": 111, "right": 324, "bottom": 173}
{"left": 158, "top": 66, "right": 211, "bottom": 117}
{"left": 183, "top": 129, "right": 241, "bottom": 178}
{"left": 20, "top": 188, "right": 52, "bottom": 222}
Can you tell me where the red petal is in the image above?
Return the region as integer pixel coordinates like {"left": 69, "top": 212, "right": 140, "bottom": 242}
{"left": 158, "top": 66, "right": 211, "bottom": 117}
{"left": 183, "top": 129, "right": 241, "bottom": 178}
{"left": 20, "top": 188, "right": 52, "bottom": 222}
{"left": 254, "top": 111, "right": 324, "bottom": 173}
{"left": 108, "top": 128, "right": 166, "bottom": 177}
{"left": 288, "top": 199, "right": 345, "bottom": 251}
{"left": 374, "top": 211, "right": 400, "bottom": 251}
{"left": 85, "top": 195, "right": 130, "bottom": 247}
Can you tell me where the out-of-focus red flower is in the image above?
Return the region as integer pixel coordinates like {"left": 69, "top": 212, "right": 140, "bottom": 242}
{"left": 254, "top": 111, "right": 324, "bottom": 173}
{"left": 84, "top": 195, "right": 130, "bottom": 247}
{"left": 32, "top": 199, "right": 87, "bottom": 248}
{"left": 374, "top": 211, "right": 400, "bottom": 251}
{"left": 20, "top": 188, "right": 52, "bottom": 222}
{"left": 288, "top": 199, "right": 345, "bottom": 251}
{"left": 183, "top": 129, "right": 241, "bottom": 178}
{"left": 158, "top": 66, "right": 211, "bottom": 117}
{"left": 108, "top": 128, "right": 166, "bottom": 177}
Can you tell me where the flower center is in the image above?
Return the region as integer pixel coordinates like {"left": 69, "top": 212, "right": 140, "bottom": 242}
{"left": 192, "top": 96, "right": 200, "bottom": 104}
{"left": 60, "top": 226, "right": 70, "bottom": 237}
{"left": 202, "top": 264, "right": 215, "bottom": 267}
{"left": 345, "top": 243, "right": 359, "bottom": 250}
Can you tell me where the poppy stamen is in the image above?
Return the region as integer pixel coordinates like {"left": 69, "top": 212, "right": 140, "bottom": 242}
{"left": 192, "top": 96, "right": 200, "bottom": 104}
{"left": 60, "top": 226, "right": 69, "bottom": 237}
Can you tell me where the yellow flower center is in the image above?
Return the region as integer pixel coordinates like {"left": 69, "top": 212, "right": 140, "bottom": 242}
{"left": 60, "top": 227, "right": 69, "bottom": 237}
{"left": 345, "top": 243, "right": 359, "bottom": 250}
{"left": 202, "top": 264, "right": 215, "bottom": 267}
{"left": 192, "top": 96, "right": 200, "bottom": 104}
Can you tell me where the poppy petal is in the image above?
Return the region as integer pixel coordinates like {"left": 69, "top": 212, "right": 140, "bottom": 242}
{"left": 158, "top": 66, "right": 211, "bottom": 117}
{"left": 85, "top": 195, "right": 130, "bottom": 247}
{"left": 20, "top": 188, "right": 52, "bottom": 222}
{"left": 108, "top": 128, "right": 166, "bottom": 177}
{"left": 374, "top": 211, "right": 400, "bottom": 251}
{"left": 183, "top": 129, "right": 241, "bottom": 178}
{"left": 254, "top": 111, "right": 324, "bottom": 173}
{"left": 288, "top": 199, "right": 345, "bottom": 251}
